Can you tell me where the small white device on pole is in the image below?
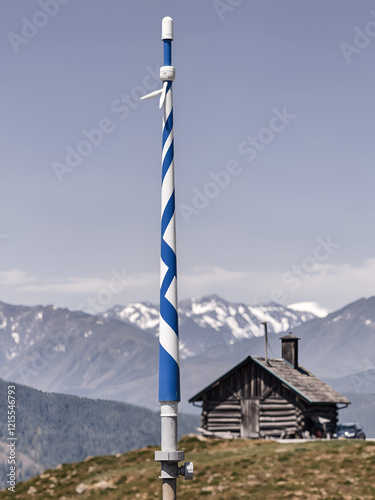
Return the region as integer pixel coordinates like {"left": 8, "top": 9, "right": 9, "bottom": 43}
{"left": 141, "top": 16, "right": 193, "bottom": 499}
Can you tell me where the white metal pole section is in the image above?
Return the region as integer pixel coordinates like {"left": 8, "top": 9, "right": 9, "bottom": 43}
{"left": 141, "top": 17, "right": 193, "bottom": 499}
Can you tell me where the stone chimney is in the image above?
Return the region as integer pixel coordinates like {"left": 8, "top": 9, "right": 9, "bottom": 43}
{"left": 280, "top": 333, "right": 300, "bottom": 369}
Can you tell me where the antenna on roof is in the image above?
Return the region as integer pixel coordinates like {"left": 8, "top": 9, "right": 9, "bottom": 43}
{"left": 262, "top": 322, "right": 269, "bottom": 364}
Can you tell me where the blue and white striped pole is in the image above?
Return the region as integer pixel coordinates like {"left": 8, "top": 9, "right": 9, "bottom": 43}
{"left": 141, "top": 17, "right": 193, "bottom": 499}
{"left": 159, "top": 16, "right": 180, "bottom": 406}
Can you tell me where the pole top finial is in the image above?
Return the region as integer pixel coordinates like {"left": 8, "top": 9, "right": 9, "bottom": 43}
{"left": 162, "top": 16, "right": 173, "bottom": 40}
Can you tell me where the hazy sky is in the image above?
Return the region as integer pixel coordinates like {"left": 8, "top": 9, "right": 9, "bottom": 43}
{"left": 1, "top": 0, "right": 375, "bottom": 312}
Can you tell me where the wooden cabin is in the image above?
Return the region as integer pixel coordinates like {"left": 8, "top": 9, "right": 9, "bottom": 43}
{"left": 189, "top": 334, "right": 350, "bottom": 439}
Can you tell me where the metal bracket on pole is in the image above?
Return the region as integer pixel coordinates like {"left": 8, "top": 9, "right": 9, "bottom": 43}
{"left": 155, "top": 451, "right": 193, "bottom": 480}
{"left": 155, "top": 451, "right": 185, "bottom": 463}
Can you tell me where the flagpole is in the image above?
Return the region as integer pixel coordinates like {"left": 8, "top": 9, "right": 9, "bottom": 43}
{"left": 159, "top": 15, "right": 180, "bottom": 499}
{"left": 141, "top": 16, "right": 193, "bottom": 499}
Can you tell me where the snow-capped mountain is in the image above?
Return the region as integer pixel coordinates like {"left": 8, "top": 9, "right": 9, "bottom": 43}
{"left": 104, "top": 294, "right": 318, "bottom": 340}
{"left": 179, "top": 295, "right": 318, "bottom": 339}
{"left": 1, "top": 296, "right": 375, "bottom": 413}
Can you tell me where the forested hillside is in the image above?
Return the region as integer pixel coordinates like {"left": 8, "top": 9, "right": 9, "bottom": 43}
{"left": 0, "top": 379, "right": 199, "bottom": 486}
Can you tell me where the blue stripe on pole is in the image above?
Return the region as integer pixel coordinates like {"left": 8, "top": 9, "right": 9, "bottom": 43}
{"left": 162, "top": 140, "right": 174, "bottom": 182}
{"left": 160, "top": 249, "right": 176, "bottom": 297}
{"left": 159, "top": 344, "right": 180, "bottom": 402}
{"left": 160, "top": 284, "right": 178, "bottom": 331}
{"left": 164, "top": 40, "right": 172, "bottom": 66}
{"left": 162, "top": 111, "right": 173, "bottom": 137}
{"left": 161, "top": 190, "right": 175, "bottom": 233}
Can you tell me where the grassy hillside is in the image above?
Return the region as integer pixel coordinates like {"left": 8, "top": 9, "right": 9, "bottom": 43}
{"left": 2, "top": 436, "right": 375, "bottom": 499}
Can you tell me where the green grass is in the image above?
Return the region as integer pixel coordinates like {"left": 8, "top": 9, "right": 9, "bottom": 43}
{"left": 1, "top": 437, "right": 375, "bottom": 499}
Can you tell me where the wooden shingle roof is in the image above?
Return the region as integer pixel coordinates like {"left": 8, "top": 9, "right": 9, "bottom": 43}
{"left": 189, "top": 356, "right": 350, "bottom": 405}
{"left": 252, "top": 357, "right": 350, "bottom": 404}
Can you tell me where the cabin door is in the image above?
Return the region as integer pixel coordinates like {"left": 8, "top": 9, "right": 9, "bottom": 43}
{"left": 241, "top": 399, "right": 259, "bottom": 438}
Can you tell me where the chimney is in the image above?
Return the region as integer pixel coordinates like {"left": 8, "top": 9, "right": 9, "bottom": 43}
{"left": 280, "top": 333, "right": 300, "bottom": 369}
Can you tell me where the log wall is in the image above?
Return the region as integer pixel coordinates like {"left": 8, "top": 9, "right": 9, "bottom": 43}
{"left": 259, "top": 398, "right": 297, "bottom": 438}
{"left": 202, "top": 399, "right": 241, "bottom": 437}
{"left": 199, "top": 359, "right": 339, "bottom": 439}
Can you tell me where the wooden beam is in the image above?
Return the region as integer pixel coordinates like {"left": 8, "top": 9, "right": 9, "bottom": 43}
{"left": 260, "top": 380, "right": 279, "bottom": 401}
{"left": 259, "top": 404, "right": 295, "bottom": 411}
{"left": 260, "top": 421, "right": 297, "bottom": 429}
{"left": 259, "top": 415, "right": 297, "bottom": 423}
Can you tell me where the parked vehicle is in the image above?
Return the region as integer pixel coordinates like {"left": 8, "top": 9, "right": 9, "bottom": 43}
{"left": 333, "top": 422, "right": 366, "bottom": 440}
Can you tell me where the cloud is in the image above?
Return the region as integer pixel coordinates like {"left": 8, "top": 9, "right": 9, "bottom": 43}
{"left": 264, "top": 258, "right": 375, "bottom": 309}
{"left": 294, "top": 258, "right": 375, "bottom": 303}
{"left": 178, "top": 266, "right": 275, "bottom": 301}
{"left": 0, "top": 269, "right": 128, "bottom": 296}
{"left": 106, "top": 260, "right": 375, "bottom": 310}
{"left": 18, "top": 277, "right": 112, "bottom": 294}
{"left": 1, "top": 259, "right": 375, "bottom": 312}
{"left": 0, "top": 269, "right": 36, "bottom": 286}
{"left": 118, "top": 267, "right": 273, "bottom": 301}
{"left": 177, "top": 260, "right": 375, "bottom": 310}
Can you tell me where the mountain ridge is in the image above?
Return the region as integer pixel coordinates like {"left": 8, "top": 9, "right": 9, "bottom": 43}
{"left": 1, "top": 296, "right": 374, "bottom": 412}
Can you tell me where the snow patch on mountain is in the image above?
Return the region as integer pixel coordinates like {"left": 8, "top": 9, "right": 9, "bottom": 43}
{"left": 287, "top": 301, "right": 330, "bottom": 318}
{"left": 0, "top": 312, "right": 7, "bottom": 329}
{"left": 11, "top": 332, "right": 20, "bottom": 344}
{"left": 103, "top": 302, "right": 159, "bottom": 333}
